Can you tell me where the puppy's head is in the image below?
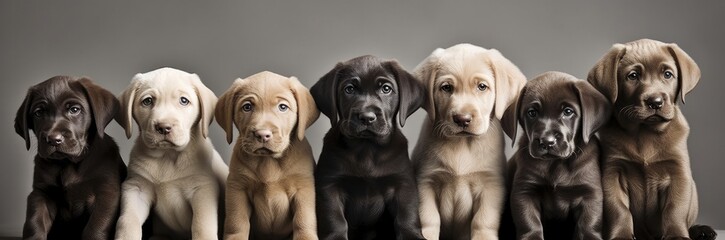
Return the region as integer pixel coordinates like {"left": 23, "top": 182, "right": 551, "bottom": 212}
{"left": 15, "top": 76, "right": 119, "bottom": 161}
{"left": 413, "top": 43, "right": 526, "bottom": 137}
{"left": 588, "top": 39, "right": 700, "bottom": 132}
{"left": 215, "top": 71, "right": 319, "bottom": 158}
{"left": 503, "top": 72, "right": 610, "bottom": 159}
{"left": 117, "top": 67, "right": 217, "bottom": 150}
{"left": 310, "top": 55, "right": 424, "bottom": 143}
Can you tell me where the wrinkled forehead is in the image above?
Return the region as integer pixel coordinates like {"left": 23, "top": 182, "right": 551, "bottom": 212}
{"left": 235, "top": 77, "right": 295, "bottom": 103}
{"left": 29, "top": 78, "right": 87, "bottom": 105}
{"left": 522, "top": 78, "right": 577, "bottom": 108}
{"left": 621, "top": 44, "right": 674, "bottom": 68}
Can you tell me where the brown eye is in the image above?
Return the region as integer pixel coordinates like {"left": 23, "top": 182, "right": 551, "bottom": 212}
{"left": 33, "top": 108, "right": 44, "bottom": 118}
{"left": 180, "top": 97, "right": 190, "bottom": 106}
{"left": 440, "top": 83, "right": 453, "bottom": 93}
{"left": 344, "top": 85, "right": 355, "bottom": 94}
{"left": 242, "top": 102, "right": 253, "bottom": 112}
{"left": 381, "top": 84, "right": 392, "bottom": 94}
{"left": 477, "top": 83, "right": 488, "bottom": 91}
{"left": 142, "top": 97, "right": 153, "bottom": 106}
{"left": 627, "top": 71, "right": 639, "bottom": 81}
{"left": 68, "top": 105, "right": 81, "bottom": 115}
{"left": 563, "top": 107, "right": 574, "bottom": 117}
{"left": 664, "top": 70, "right": 674, "bottom": 79}
{"left": 527, "top": 109, "right": 538, "bottom": 118}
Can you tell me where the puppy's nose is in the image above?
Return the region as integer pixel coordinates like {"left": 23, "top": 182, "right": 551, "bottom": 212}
{"left": 46, "top": 133, "right": 64, "bottom": 146}
{"left": 155, "top": 123, "right": 172, "bottom": 135}
{"left": 539, "top": 136, "right": 556, "bottom": 150}
{"left": 646, "top": 97, "right": 664, "bottom": 110}
{"left": 453, "top": 114, "right": 472, "bottom": 127}
{"left": 358, "top": 112, "right": 377, "bottom": 125}
{"left": 254, "top": 129, "right": 273, "bottom": 143}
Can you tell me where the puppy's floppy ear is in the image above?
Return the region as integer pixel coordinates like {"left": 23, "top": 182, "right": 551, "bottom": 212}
{"left": 573, "top": 81, "right": 611, "bottom": 144}
{"left": 587, "top": 44, "right": 626, "bottom": 103}
{"left": 386, "top": 60, "right": 424, "bottom": 127}
{"left": 666, "top": 43, "right": 700, "bottom": 104}
{"left": 15, "top": 89, "right": 33, "bottom": 150}
{"left": 216, "top": 79, "right": 243, "bottom": 144}
{"left": 310, "top": 63, "right": 341, "bottom": 126}
{"left": 501, "top": 85, "right": 526, "bottom": 147}
{"left": 189, "top": 74, "right": 218, "bottom": 139}
{"left": 413, "top": 48, "right": 444, "bottom": 122}
{"left": 117, "top": 74, "right": 143, "bottom": 139}
{"left": 289, "top": 77, "right": 320, "bottom": 140}
{"left": 487, "top": 49, "right": 527, "bottom": 120}
{"left": 78, "top": 77, "right": 120, "bottom": 139}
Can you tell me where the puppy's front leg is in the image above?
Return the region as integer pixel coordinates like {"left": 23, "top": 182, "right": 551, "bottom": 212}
{"left": 23, "top": 190, "right": 57, "bottom": 240}
{"left": 191, "top": 184, "right": 219, "bottom": 240}
{"left": 661, "top": 169, "right": 694, "bottom": 239}
{"left": 224, "top": 181, "right": 251, "bottom": 240}
{"left": 471, "top": 174, "right": 505, "bottom": 240}
{"left": 115, "top": 179, "right": 154, "bottom": 240}
{"left": 510, "top": 183, "right": 543, "bottom": 240}
{"left": 83, "top": 183, "right": 122, "bottom": 240}
{"left": 292, "top": 182, "right": 318, "bottom": 240}
{"left": 316, "top": 184, "right": 348, "bottom": 240}
{"left": 602, "top": 160, "right": 635, "bottom": 240}
{"left": 390, "top": 176, "right": 425, "bottom": 240}
{"left": 573, "top": 193, "right": 603, "bottom": 240}
{"left": 418, "top": 181, "right": 441, "bottom": 240}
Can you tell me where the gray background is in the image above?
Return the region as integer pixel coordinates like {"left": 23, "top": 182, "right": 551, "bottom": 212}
{"left": 1, "top": 0, "right": 723, "bottom": 236}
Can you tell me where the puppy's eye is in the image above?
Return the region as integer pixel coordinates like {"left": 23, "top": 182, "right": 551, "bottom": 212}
{"left": 179, "top": 97, "right": 190, "bottom": 106}
{"left": 68, "top": 105, "right": 81, "bottom": 115}
{"left": 381, "top": 84, "right": 393, "bottom": 94}
{"left": 563, "top": 107, "right": 575, "bottom": 117}
{"left": 527, "top": 109, "right": 538, "bottom": 118}
{"left": 440, "top": 83, "right": 453, "bottom": 93}
{"left": 477, "top": 83, "right": 488, "bottom": 91}
{"left": 664, "top": 70, "right": 674, "bottom": 79}
{"left": 627, "top": 71, "right": 640, "bottom": 81}
{"left": 279, "top": 103, "right": 289, "bottom": 112}
{"left": 242, "top": 102, "right": 253, "bottom": 112}
{"left": 344, "top": 85, "right": 355, "bottom": 94}
{"left": 33, "top": 108, "right": 44, "bottom": 118}
{"left": 141, "top": 97, "right": 153, "bottom": 106}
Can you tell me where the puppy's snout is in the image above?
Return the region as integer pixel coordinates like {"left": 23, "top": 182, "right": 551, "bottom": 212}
{"left": 358, "top": 112, "right": 377, "bottom": 125}
{"left": 254, "top": 129, "right": 273, "bottom": 143}
{"left": 46, "top": 132, "right": 64, "bottom": 146}
{"left": 645, "top": 96, "right": 664, "bottom": 110}
{"left": 538, "top": 135, "right": 559, "bottom": 150}
{"left": 453, "top": 114, "right": 472, "bottom": 128}
{"left": 154, "top": 123, "right": 173, "bottom": 135}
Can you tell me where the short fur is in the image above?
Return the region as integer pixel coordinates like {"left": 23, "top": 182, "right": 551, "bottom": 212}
{"left": 311, "top": 55, "right": 426, "bottom": 240}
{"left": 411, "top": 43, "right": 526, "bottom": 240}
{"left": 502, "top": 71, "right": 610, "bottom": 240}
{"left": 114, "top": 67, "right": 229, "bottom": 239}
{"left": 216, "top": 71, "right": 320, "bottom": 240}
{"left": 588, "top": 39, "right": 716, "bottom": 240}
{"left": 15, "top": 76, "right": 126, "bottom": 239}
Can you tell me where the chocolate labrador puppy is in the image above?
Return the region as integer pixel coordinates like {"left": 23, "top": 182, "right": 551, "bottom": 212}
{"left": 588, "top": 39, "right": 716, "bottom": 240}
{"left": 311, "top": 55, "right": 426, "bottom": 240}
{"left": 15, "top": 76, "right": 127, "bottom": 240}
{"left": 503, "top": 71, "right": 610, "bottom": 240}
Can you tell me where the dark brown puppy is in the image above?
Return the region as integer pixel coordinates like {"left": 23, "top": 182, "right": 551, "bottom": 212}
{"left": 311, "top": 55, "right": 426, "bottom": 240}
{"left": 503, "top": 71, "right": 610, "bottom": 240}
{"left": 588, "top": 39, "right": 716, "bottom": 240}
{"left": 15, "top": 76, "right": 127, "bottom": 240}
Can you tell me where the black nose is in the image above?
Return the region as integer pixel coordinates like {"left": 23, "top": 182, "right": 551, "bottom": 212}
{"left": 358, "top": 112, "right": 377, "bottom": 125}
{"left": 155, "top": 123, "right": 172, "bottom": 135}
{"left": 46, "top": 133, "right": 64, "bottom": 146}
{"left": 453, "top": 114, "right": 472, "bottom": 127}
{"left": 539, "top": 136, "right": 556, "bottom": 150}
{"left": 646, "top": 97, "right": 664, "bottom": 110}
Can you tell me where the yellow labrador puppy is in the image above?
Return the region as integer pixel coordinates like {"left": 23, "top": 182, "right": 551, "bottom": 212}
{"left": 412, "top": 43, "right": 526, "bottom": 240}
{"left": 115, "top": 67, "right": 229, "bottom": 239}
{"left": 216, "top": 71, "right": 319, "bottom": 240}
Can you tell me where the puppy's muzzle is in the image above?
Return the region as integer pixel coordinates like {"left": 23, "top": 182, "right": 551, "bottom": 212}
{"left": 45, "top": 132, "right": 65, "bottom": 146}
{"left": 645, "top": 96, "right": 664, "bottom": 110}
{"left": 358, "top": 111, "right": 377, "bottom": 125}
{"left": 154, "top": 123, "right": 173, "bottom": 135}
{"left": 537, "top": 135, "right": 558, "bottom": 150}
{"left": 452, "top": 113, "right": 472, "bottom": 128}
{"left": 254, "top": 129, "right": 273, "bottom": 143}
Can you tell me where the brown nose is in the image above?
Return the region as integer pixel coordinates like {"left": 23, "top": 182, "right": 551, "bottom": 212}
{"left": 254, "top": 129, "right": 273, "bottom": 143}
{"left": 46, "top": 133, "right": 64, "bottom": 146}
{"left": 358, "top": 112, "right": 377, "bottom": 125}
{"left": 453, "top": 114, "right": 472, "bottom": 127}
{"left": 646, "top": 97, "right": 664, "bottom": 110}
{"left": 155, "top": 123, "right": 172, "bottom": 135}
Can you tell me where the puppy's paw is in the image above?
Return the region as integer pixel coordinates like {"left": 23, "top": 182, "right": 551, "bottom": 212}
{"left": 689, "top": 224, "right": 717, "bottom": 240}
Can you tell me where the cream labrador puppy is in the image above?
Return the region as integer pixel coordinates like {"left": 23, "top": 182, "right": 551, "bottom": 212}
{"left": 216, "top": 71, "right": 319, "bottom": 240}
{"left": 115, "top": 67, "right": 229, "bottom": 240}
{"left": 412, "top": 43, "right": 526, "bottom": 240}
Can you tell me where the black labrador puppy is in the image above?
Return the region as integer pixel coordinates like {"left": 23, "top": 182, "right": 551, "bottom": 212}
{"left": 15, "top": 76, "right": 127, "bottom": 240}
{"left": 311, "top": 55, "right": 426, "bottom": 240}
{"left": 502, "top": 72, "right": 610, "bottom": 240}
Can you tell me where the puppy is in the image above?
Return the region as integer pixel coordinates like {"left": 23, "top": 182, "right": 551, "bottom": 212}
{"left": 588, "top": 39, "right": 716, "bottom": 240}
{"left": 502, "top": 71, "right": 609, "bottom": 240}
{"left": 115, "top": 67, "right": 229, "bottom": 239}
{"left": 311, "top": 55, "right": 426, "bottom": 240}
{"left": 216, "top": 71, "right": 320, "bottom": 240}
{"left": 15, "top": 76, "right": 126, "bottom": 239}
{"left": 411, "top": 43, "right": 526, "bottom": 240}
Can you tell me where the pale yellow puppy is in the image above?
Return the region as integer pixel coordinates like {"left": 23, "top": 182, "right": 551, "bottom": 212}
{"left": 412, "top": 43, "right": 526, "bottom": 240}
{"left": 216, "top": 71, "right": 319, "bottom": 240}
